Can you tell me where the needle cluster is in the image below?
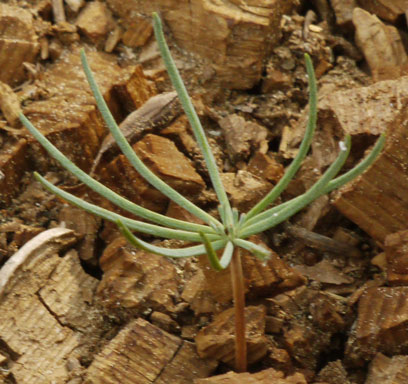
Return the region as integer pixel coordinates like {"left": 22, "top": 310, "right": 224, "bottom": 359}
{"left": 20, "top": 13, "right": 384, "bottom": 269}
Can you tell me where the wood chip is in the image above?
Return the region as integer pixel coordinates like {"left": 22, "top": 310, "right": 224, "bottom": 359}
{"left": 65, "top": 0, "right": 85, "bottom": 13}
{"left": 97, "top": 236, "right": 180, "bottom": 314}
{"left": 22, "top": 50, "right": 154, "bottom": 171}
{"left": 366, "top": 353, "right": 408, "bottom": 384}
{"left": 330, "top": 0, "right": 357, "bottom": 27}
{"left": 334, "top": 103, "right": 408, "bottom": 244}
{"left": 262, "top": 68, "right": 292, "bottom": 93}
{"left": 352, "top": 8, "right": 408, "bottom": 81}
{"left": 38, "top": 249, "right": 102, "bottom": 332}
{"left": 106, "top": 0, "right": 299, "bottom": 89}
{"left": 195, "top": 367, "right": 307, "bottom": 384}
{"left": 85, "top": 318, "right": 216, "bottom": 383}
{"left": 75, "top": 1, "right": 115, "bottom": 43}
{"left": 181, "top": 269, "right": 217, "bottom": 315}
{"left": 267, "top": 346, "right": 293, "bottom": 372}
{"left": 0, "top": 220, "right": 44, "bottom": 256}
{"left": 384, "top": 230, "right": 408, "bottom": 285}
{"left": 0, "top": 4, "right": 40, "bottom": 86}
{"left": 104, "top": 25, "right": 122, "bottom": 52}
{"left": 346, "top": 286, "right": 408, "bottom": 364}
{"left": 0, "top": 81, "right": 22, "bottom": 127}
{"left": 0, "top": 228, "right": 96, "bottom": 382}
{"left": 150, "top": 311, "right": 180, "bottom": 333}
{"left": 0, "top": 138, "right": 29, "bottom": 205}
{"left": 99, "top": 134, "right": 205, "bottom": 210}
{"left": 247, "top": 152, "right": 284, "bottom": 184}
{"left": 51, "top": 21, "right": 80, "bottom": 45}
{"left": 122, "top": 16, "right": 153, "bottom": 48}
{"left": 358, "top": 0, "right": 408, "bottom": 22}
{"left": 198, "top": 237, "right": 305, "bottom": 304}
{"left": 291, "top": 70, "right": 408, "bottom": 164}
{"left": 268, "top": 287, "right": 349, "bottom": 370}
{"left": 51, "top": 0, "right": 66, "bottom": 23}
{"left": 195, "top": 305, "right": 268, "bottom": 367}
{"left": 219, "top": 114, "right": 268, "bottom": 162}
{"left": 316, "top": 360, "right": 350, "bottom": 384}
{"left": 85, "top": 318, "right": 181, "bottom": 383}
{"left": 59, "top": 205, "right": 101, "bottom": 266}
{"left": 221, "top": 171, "right": 273, "bottom": 212}
{"left": 155, "top": 341, "right": 218, "bottom": 384}
{"left": 283, "top": 72, "right": 408, "bottom": 245}
{"left": 308, "top": 24, "right": 323, "bottom": 33}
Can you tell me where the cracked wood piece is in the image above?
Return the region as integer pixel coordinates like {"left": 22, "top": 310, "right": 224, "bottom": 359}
{"left": 0, "top": 228, "right": 77, "bottom": 294}
{"left": 0, "top": 228, "right": 86, "bottom": 382}
{"left": 346, "top": 286, "right": 408, "bottom": 364}
{"left": 194, "top": 367, "right": 307, "bottom": 384}
{"left": 0, "top": 4, "right": 40, "bottom": 85}
{"left": 22, "top": 50, "right": 155, "bottom": 171}
{"left": 357, "top": 0, "right": 408, "bottom": 22}
{"left": 352, "top": 8, "right": 408, "bottom": 81}
{"left": 85, "top": 318, "right": 215, "bottom": 383}
{"left": 195, "top": 305, "right": 268, "bottom": 367}
{"left": 155, "top": 341, "right": 218, "bottom": 384}
{"left": 38, "top": 248, "right": 102, "bottom": 333}
{"left": 106, "top": 0, "right": 298, "bottom": 89}
{"left": 366, "top": 353, "right": 408, "bottom": 384}
{"left": 97, "top": 236, "right": 180, "bottom": 313}
{"left": 334, "top": 103, "right": 408, "bottom": 244}
{"left": 85, "top": 318, "right": 180, "bottom": 383}
{"left": 90, "top": 91, "right": 181, "bottom": 176}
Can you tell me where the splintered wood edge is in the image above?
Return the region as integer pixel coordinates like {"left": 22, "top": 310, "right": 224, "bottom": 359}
{"left": 0, "top": 227, "right": 78, "bottom": 297}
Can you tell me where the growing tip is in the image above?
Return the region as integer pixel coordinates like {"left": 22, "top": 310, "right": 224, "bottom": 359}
{"left": 152, "top": 12, "right": 161, "bottom": 25}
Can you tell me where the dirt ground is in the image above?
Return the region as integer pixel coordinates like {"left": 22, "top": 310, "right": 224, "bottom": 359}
{"left": 1, "top": 0, "right": 408, "bottom": 383}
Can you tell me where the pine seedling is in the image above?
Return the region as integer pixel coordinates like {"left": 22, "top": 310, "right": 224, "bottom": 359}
{"left": 20, "top": 13, "right": 385, "bottom": 372}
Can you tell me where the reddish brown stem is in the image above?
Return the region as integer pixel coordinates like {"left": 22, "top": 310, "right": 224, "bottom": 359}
{"left": 230, "top": 246, "right": 247, "bottom": 372}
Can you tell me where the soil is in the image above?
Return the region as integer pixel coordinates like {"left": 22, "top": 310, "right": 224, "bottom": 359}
{"left": 1, "top": 1, "right": 408, "bottom": 383}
